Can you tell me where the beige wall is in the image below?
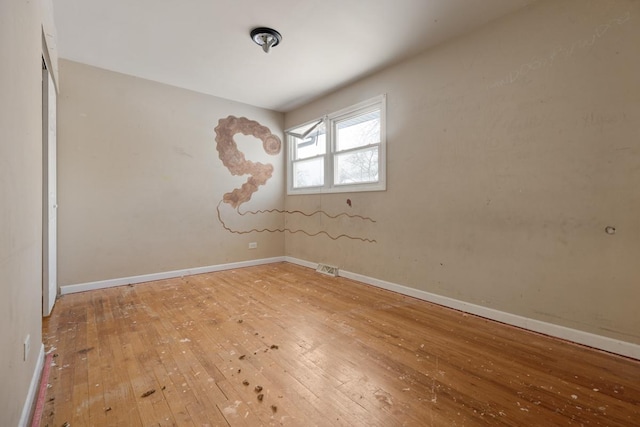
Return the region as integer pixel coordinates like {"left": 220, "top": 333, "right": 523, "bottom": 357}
{"left": 284, "top": 0, "right": 640, "bottom": 344}
{"left": 0, "top": 0, "right": 45, "bottom": 424}
{"left": 57, "top": 60, "right": 285, "bottom": 286}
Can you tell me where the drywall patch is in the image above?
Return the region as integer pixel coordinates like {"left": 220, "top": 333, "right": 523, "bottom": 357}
{"left": 215, "top": 115, "right": 281, "bottom": 207}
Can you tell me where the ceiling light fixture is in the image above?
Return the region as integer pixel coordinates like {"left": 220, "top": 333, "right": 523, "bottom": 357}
{"left": 250, "top": 27, "right": 282, "bottom": 54}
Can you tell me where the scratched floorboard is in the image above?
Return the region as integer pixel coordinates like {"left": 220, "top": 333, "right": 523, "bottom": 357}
{"left": 41, "top": 262, "right": 640, "bottom": 426}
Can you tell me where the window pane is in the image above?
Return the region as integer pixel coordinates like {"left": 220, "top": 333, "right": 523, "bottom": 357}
{"left": 335, "top": 147, "right": 378, "bottom": 185}
{"left": 293, "top": 157, "right": 324, "bottom": 188}
{"left": 336, "top": 110, "right": 380, "bottom": 151}
{"left": 295, "top": 132, "right": 326, "bottom": 160}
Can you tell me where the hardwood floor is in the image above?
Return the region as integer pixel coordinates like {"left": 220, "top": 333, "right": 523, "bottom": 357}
{"left": 41, "top": 262, "right": 640, "bottom": 426}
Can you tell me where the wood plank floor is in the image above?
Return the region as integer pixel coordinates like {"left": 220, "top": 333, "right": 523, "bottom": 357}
{"left": 41, "top": 262, "right": 640, "bottom": 426}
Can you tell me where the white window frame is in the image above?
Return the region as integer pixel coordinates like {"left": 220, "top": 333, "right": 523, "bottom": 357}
{"left": 286, "top": 94, "right": 386, "bottom": 195}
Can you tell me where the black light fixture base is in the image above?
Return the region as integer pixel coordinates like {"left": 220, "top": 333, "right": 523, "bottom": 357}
{"left": 250, "top": 27, "right": 282, "bottom": 53}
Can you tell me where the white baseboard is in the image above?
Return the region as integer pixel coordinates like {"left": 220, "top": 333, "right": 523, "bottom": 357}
{"left": 60, "top": 256, "right": 286, "bottom": 295}
{"left": 59, "top": 255, "right": 640, "bottom": 360}
{"left": 19, "top": 343, "right": 45, "bottom": 427}
{"left": 284, "top": 257, "right": 317, "bottom": 269}
{"left": 285, "top": 256, "right": 640, "bottom": 361}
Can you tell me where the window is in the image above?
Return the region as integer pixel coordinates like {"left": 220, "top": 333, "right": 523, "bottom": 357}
{"left": 287, "top": 95, "right": 386, "bottom": 194}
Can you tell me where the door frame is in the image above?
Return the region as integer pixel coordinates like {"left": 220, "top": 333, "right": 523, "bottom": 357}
{"left": 42, "top": 53, "right": 58, "bottom": 317}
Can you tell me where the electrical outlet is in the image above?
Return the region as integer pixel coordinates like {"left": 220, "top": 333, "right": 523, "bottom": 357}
{"left": 248, "top": 242, "right": 258, "bottom": 249}
{"left": 24, "top": 334, "right": 30, "bottom": 361}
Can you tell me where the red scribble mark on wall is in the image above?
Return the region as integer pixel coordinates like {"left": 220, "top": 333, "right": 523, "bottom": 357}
{"left": 216, "top": 201, "right": 377, "bottom": 243}
{"left": 237, "top": 207, "right": 375, "bottom": 223}
{"left": 215, "top": 115, "right": 281, "bottom": 207}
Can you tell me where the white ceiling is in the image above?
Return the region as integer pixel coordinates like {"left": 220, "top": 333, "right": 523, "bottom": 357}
{"left": 53, "top": 0, "right": 533, "bottom": 112}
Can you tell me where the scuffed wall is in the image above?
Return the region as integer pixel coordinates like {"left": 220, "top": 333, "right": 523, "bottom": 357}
{"left": 284, "top": 0, "right": 640, "bottom": 344}
{"left": 0, "top": 0, "right": 45, "bottom": 424}
{"left": 57, "top": 60, "right": 284, "bottom": 286}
